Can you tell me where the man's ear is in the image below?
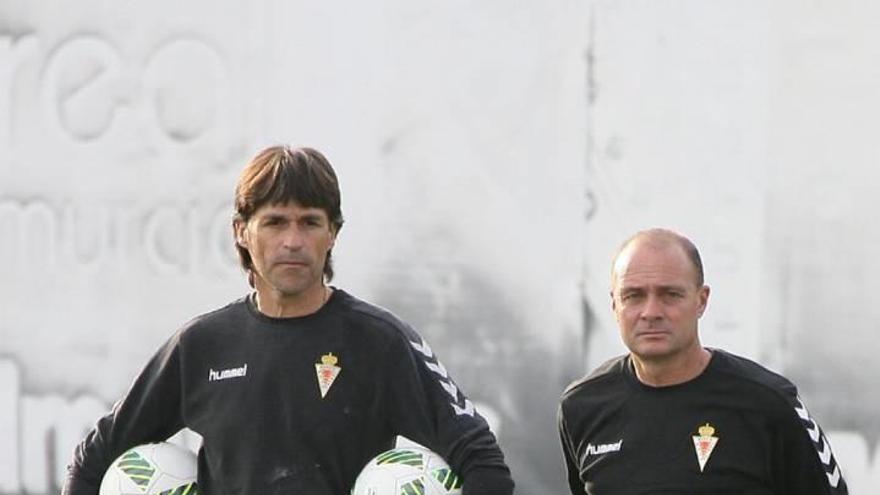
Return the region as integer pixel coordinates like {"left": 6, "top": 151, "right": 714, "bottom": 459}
{"left": 697, "top": 285, "right": 710, "bottom": 317}
{"left": 328, "top": 227, "right": 339, "bottom": 250}
{"left": 234, "top": 220, "right": 248, "bottom": 248}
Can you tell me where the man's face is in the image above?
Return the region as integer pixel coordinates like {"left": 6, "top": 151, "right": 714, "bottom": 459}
{"left": 611, "top": 240, "right": 709, "bottom": 362}
{"left": 236, "top": 202, "right": 336, "bottom": 298}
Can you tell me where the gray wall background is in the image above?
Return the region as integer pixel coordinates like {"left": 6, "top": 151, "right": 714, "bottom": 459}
{"left": 1, "top": 1, "right": 877, "bottom": 493}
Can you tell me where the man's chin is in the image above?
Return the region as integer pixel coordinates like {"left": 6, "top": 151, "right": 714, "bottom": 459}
{"left": 631, "top": 342, "right": 676, "bottom": 360}
{"left": 276, "top": 279, "right": 324, "bottom": 298}
{"left": 258, "top": 276, "right": 312, "bottom": 296}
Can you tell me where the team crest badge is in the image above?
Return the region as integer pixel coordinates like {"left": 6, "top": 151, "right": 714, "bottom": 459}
{"left": 692, "top": 423, "right": 719, "bottom": 472}
{"left": 315, "top": 352, "right": 341, "bottom": 398}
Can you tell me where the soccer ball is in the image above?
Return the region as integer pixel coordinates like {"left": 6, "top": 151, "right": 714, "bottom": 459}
{"left": 352, "top": 446, "right": 462, "bottom": 495}
{"left": 99, "top": 442, "right": 199, "bottom": 495}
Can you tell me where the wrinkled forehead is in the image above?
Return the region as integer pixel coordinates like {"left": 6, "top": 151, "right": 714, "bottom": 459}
{"left": 250, "top": 201, "right": 331, "bottom": 219}
{"left": 611, "top": 240, "right": 698, "bottom": 290}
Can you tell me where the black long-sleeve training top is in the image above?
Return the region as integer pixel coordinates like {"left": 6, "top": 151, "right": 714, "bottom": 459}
{"left": 64, "top": 289, "right": 513, "bottom": 495}
{"left": 559, "top": 349, "right": 847, "bottom": 494}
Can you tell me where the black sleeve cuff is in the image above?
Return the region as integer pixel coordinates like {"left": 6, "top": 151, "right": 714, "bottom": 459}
{"left": 462, "top": 466, "right": 515, "bottom": 495}
{"left": 61, "top": 472, "right": 100, "bottom": 495}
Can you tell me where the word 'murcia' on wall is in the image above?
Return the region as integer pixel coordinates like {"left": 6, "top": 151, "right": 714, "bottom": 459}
{"left": 0, "top": 197, "right": 239, "bottom": 277}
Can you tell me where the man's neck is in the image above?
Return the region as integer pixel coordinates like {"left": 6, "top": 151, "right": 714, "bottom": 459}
{"left": 631, "top": 346, "right": 712, "bottom": 387}
{"left": 254, "top": 283, "right": 331, "bottom": 318}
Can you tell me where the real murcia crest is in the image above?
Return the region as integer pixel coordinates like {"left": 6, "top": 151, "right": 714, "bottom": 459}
{"left": 315, "top": 352, "right": 341, "bottom": 398}
{"left": 692, "top": 423, "right": 719, "bottom": 472}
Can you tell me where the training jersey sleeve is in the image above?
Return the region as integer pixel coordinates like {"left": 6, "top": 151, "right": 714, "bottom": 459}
{"left": 773, "top": 392, "right": 849, "bottom": 494}
{"left": 62, "top": 332, "right": 186, "bottom": 495}
{"left": 557, "top": 404, "right": 585, "bottom": 495}
{"left": 383, "top": 327, "right": 514, "bottom": 495}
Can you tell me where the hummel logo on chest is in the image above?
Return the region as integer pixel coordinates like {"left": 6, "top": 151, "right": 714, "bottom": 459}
{"left": 208, "top": 364, "right": 248, "bottom": 381}
{"left": 585, "top": 440, "right": 623, "bottom": 456}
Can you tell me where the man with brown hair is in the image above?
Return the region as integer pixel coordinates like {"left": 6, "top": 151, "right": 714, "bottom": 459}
{"left": 63, "top": 145, "right": 514, "bottom": 494}
{"left": 558, "top": 228, "right": 848, "bottom": 494}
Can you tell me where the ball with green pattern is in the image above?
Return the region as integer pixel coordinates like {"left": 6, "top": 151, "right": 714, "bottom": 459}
{"left": 99, "top": 442, "right": 199, "bottom": 495}
{"left": 352, "top": 445, "right": 463, "bottom": 495}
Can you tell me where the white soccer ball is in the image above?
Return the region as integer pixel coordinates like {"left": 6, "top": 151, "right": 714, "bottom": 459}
{"left": 352, "top": 446, "right": 462, "bottom": 495}
{"left": 99, "top": 442, "right": 199, "bottom": 495}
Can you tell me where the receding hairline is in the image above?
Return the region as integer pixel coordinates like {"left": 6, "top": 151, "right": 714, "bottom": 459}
{"left": 610, "top": 228, "right": 705, "bottom": 288}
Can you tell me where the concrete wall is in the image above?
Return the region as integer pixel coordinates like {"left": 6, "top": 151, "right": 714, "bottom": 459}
{"left": 0, "top": 1, "right": 585, "bottom": 493}
{"left": 584, "top": 1, "right": 880, "bottom": 491}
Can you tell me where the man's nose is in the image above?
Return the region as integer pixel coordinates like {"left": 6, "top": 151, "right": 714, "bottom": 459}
{"left": 640, "top": 294, "right": 664, "bottom": 320}
{"left": 281, "top": 226, "right": 305, "bottom": 249}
